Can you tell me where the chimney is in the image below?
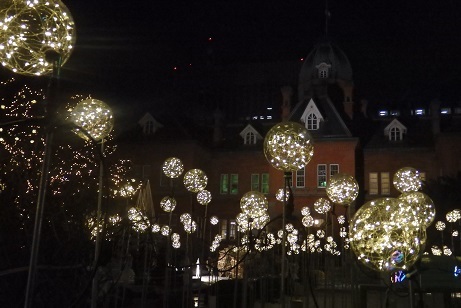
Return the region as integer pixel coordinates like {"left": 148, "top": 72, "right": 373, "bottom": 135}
{"left": 281, "top": 86, "right": 293, "bottom": 121}
{"left": 338, "top": 80, "right": 354, "bottom": 119}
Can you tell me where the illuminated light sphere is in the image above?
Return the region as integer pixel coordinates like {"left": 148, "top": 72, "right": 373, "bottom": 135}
{"left": 393, "top": 167, "right": 422, "bottom": 193}
{"left": 184, "top": 220, "right": 197, "bottom": 234}
{"left": 302, "top": 215, "right": 314, "bottom": 228}
{"left": 349, "top": 197, "right": 426, "bottom": 272}
{"left": 398, "top": 191, "right": 435, "bottom": 228}
{"left": 171, "top": 233, "right": 180, "bottom": 242}
{"left": 210, "top": 216, "right": 219, "bottom": 225}
{"left": 183, "top": 169, "right": 207, "bottom": 193}
{"left": 152, "top": 224, "right": 160, "bottom": 233}
{"left": 314, "top": 198, "right": 331, "bottom": 214}
{"left": 287, "top": 233, "right": 298, "bottom": 244}
{"left": 285, "top": 223, "right": 295, "bottom": 232}
{"left": 0, "top": 0, "right": 76, "bottom": 76}
{"left": 180, "top": 213, "right": 191, "bottom": 224}
{"left": 252, "top": 212, "right": 270, "bottom": 230}
{"left": 316, "top": 230, "right": 325, "bottom": 238}
{"left": 70, "top": 99, "right": 114, "bottom": 142}
{"left": 452, "top": 209, "right": 461, "bottom": 221}
{"left": 447, "top": 211, "right": 457, "bottom": 223}
{"left": 301, "top": 206, "right": 310, "bottom": 216}
{"left": 431, "top": 245, "right": 442, "bottom": 256}
{"left": 197, "top": 189, "right": 212, "bottom": 205}
{"left": 160, "top": 196, "right": 176, "bottom": 213}
{"left": 337, "top": 215, "right": 346, "bottom": 225}
{"left": 275, "top": 187, "right": 290, "bottom": 202}
{"left": 162, "top": 157, "right": 184, "bottom": 179}
{"left": 172, "top": 241, "right": 181, "bottom": 249}
{"left": 326, "top": 173, "right": 359, "bottom": 205}
{"left": 435, "top": 221, "right": 446, "bottom": 231}
{"left": 240, "top": 191, "right": 268, "bottom": 219}
{"left": 161, "top": 225, "right": 171, "bottom": 236}
{"left": 236, "top": 212, "right": 250, "bottom": 232}
{"left": 443, "top": 246, "right": 452, "bottom": 256}
{"left": 263, "top": 121, "right": 314, "bottom": 172}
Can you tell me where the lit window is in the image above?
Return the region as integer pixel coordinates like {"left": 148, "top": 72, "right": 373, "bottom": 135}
{"left": 230, "top": 174, "right": 238, "bottom": 194}
{"left": 390, "top": 127, "right": 401, "bottom": 141}
{"left": 316, "top": 62, "right": 330, "bottom": 79}
{"left": 441, "top": 108, "right": 451, "bottom": 114}
{"left": 245, "top": 132, "right": 256, "bottom": 145}
{"left": 220, "top": 174, "right": 229, "bottom": 194}
{"left": 267, "top": 116, "right": 272, "bottom": 120}
{"left": 229, "top": 220, "right": 236, "bottom": 239}
{"left": 261, "top": 173, "right": 269, "bottom": 194}
{"left": 379, "top": 110, "right": 388, "bottom": 117}
{"left": 307, "top": 113, "right": 319, "bottom": 130}
{"left": 330, "top": 164, "right": 339, "bottom": 177}
{"left": 317, "top": 164, "right": 327, "bottom": 188}
{"left": 221, "top": 219, "right": 228, "bottom": 238}
{"left": 295, "top": 168, "right": 305, "bottom": 188}
{"left": 369, "top": 172, "right": 378, "bottom": 195}
{"left": 251, "top": 174, "right": 260, "bottom": 191}
{"left": 381, "top": 172, "right": 390, "bottom": 195}
{"left": 415, "top": 109, "right": 425, "bottom": 115}
{"left": 390, "top": 110, "right": 400, "bottom": 116}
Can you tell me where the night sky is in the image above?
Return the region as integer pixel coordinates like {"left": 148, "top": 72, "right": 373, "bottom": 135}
{"left": 5, "top": 1, "right": 461, "bottom": 113}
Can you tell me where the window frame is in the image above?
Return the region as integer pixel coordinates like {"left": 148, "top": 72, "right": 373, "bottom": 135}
{"left": 317, "top": 164, "right": 327, "bottom": 188}
{"left": 220, "top": 174, "right": 229, "bottom": 194}
{"left": 369, "top": 172, "right": 378, "bottom": 195}
{"left": 261, "top": 173, "right": 269, "bottom": 194}
{"left": 295, "top": 168, "right": 305, "bottom": 188}
{"left": 230, "top": 174, "right": 239, "bottom": 194}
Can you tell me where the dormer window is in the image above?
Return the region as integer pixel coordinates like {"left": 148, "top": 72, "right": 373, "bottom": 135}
{"left": 307, "top": 113, "right": 319, "bottom": 130}
{"left": 240, "top": 124, "right": 262, "bottom": 145}
{"left": 384, "top": 119, "right": 406, "bottom": 142}
{"left": 244, "top": 132, "right": 256, "bottom": 145}
{"left": 144, "top": 120, "right": 154, "bottom": 135}
{"left": 316, "top": 62, "right": 331, "bottom": 79}
{"left": 138, "top": 112, "right": 163, "bottom": 136}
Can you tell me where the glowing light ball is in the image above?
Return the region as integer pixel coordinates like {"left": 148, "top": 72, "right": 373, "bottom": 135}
{"left": 0, "top": 0, "right": 76, "bottom": 76}
{"left": 349, "top": 198, "right": 426, "bottom": 272}
{"left": 314, "top": 198, "right": 331, "bottom": 214}
{"left": 180, "top": 213, "right": 191, "bottom": 224}
{"left": 236, "top": 212, "right": 250, "bottom": 232}
{"left": 275, "top": 187, "right": 290, "bottom": 202}
{"left": 435, "top": 221, "right": 446, "bottom": 231}
{"left": 252, "top": 212, "right": 270, "bottom": 230}
{"left": 326, "top": 173, "right": 359, "bottom": 205}
{"left": 240, "top": 191, "right": 268, "bottom": 219}
{"left": 302, "top": 215, "right": 314, "bottom": 228}
{"left": 393, "top": 167, "right": 421, "bottom": 193}
{"left": 160, "top": 196, "right": 176, "bottom": 213}
{"left": 398, "top": 191, "right": 435, "bottom": 228}
{"left": 210, "top": 216, "right": 219, "bottom": 225}
{"left": 183, "top": 169, "right": 207, "bottom": 193}
{"left": 70, "top": 99, "right": 114, "bottom": 142}
{"left": 263, "top": 121, "right": 314, "bottom": 172}
{"left": 162, "top": 157, "right": 184, "bottom": 179}
{"left": 301, "top": 206, "right": 310, "bottom": 216}
{"left": 161, "top": 225, "right": 171, "bottom": 236}
{"left": 184, "top": 220, "right": 197, "bottom": 234}
{"left": 447, "top": 211, "right": 458, "bottom": 223}
{"left": 337, "top": 215, "right": 346, "bottom": 225}
{"left": 197, "top": 189, "right": 212, "bottom": 205}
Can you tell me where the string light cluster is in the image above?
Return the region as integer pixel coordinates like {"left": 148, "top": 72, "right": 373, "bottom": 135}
{"left": 0, "top": 0, "right": 76, "bottom": 76}
{"left": 326, "top": 173, "right": 359, "bottom": 206}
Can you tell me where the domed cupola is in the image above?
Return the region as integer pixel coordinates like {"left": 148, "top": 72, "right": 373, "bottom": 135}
{"left": 298, "top": 37, "right": 354, "bottom": 104}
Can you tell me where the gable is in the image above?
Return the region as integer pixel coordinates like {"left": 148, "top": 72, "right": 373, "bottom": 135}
{"left": 239, "top": 124, "right": 263, "bottom": 140}
{"left": 384, "top": 119, "right": 407, "bottom": 136}
{"left": 300, "top": 99, "right": 324, "bottom": 124}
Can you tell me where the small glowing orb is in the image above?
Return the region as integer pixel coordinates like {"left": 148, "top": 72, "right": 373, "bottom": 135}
{"left": 275, "top": 187, "right": 290, "bottom": 202}
{"left": 398, "top": 191, "right": 435, "bottom": 228}
{"left": 171, "top": 233, "right": 180, "bottom": 242}
{"left": 236, "top": 212, "right": 250, "bottom": 232}
{"left": 263, "top": 121, "right": 314, "bottom": 172}
{"left": 316, "top": 230, "right": 325, "bottom": 238}
{"left": 210, "top": 216, "right": 219, "bottom": 225}
{"left": 183, "top": 169, "right": 207, "bottom": 193}
{"left": 160, "top": 196, "right": 176, "bottom": 212}
{"left": 337, "top": 215, "right": 346, "bottom": 225}
{"left": 431, "top": 245, "right": 442, "bottom": 256}
{"left": 162, "top": 157, "right": 184, "bottom": 179}
{"left": 314, "top": 198, "right": 331, "bottom": 214}
{"left": 302, "top": 215, "right": 314, "bottom": 228}
{"left": 180, "top": 213, "right": 191, "bottom": 224}
{"left": 447, "top": 211, "right": 458, "bottom": 223}
{"left": 349, "top": 197, "right": 426, "bottom": 272}
{"left": 301, "top": 206, "right": 310, "bottom": 216}
{"left": 197, "top": 189, "right": 212, "bottom": 205}
{"left": 326, "top": 173, "right": 359, "bottom": 205}
{"left": 240, "top": 191, "right": 268, "bottom": 219}
{"left": 70, "top": 99, "right": 114, "bottom": 142}
{"left": 184, "top": 220, "right": 197, "bottom": 234}
{"left": 161, "top": 225, "right": 171, "bottom": 236}
{"left": 393, "top": 167, "right": 421, "bottom": 193}
{"left": 0, "top": 0, "right": 76, "bottom": 76}
{"left": 435, "top": 221, "right": 446, "bottom": 231}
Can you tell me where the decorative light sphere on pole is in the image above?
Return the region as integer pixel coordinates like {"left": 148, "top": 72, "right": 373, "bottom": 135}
{"left": 398, "top": 191, "right": 435, "bottom": 228}
{"left": 183, "top": 169, "right": 207, "bottom": 193}
{"left": 314, "top": 197, "right": 331, "bottom": 214}
{"left": 197, "top": 189, "right": 212, "bottom": 205}
{"left": 349, "top": 197, "right": 426, "bottom": 272}
{"left": 240, "top": 191, "right": 268, "bottom": 219}
{"left": 326, "top": 173, "right": 359, "bottom": 205}
{"left": 263, "top": 121, "right": 314, "bottom": 172}
{"left": 70, "top": 99, "right": 114, "bottom": 142}
{"left": 0, "top": 0, "right": 76, "bottom": 76}
{"left": 160, "top": 196, "right": 176, "bottom": 213}
{"left": 275, "top": 187, "right": 290, "bottom": 202}
{"left": 393, "top": 167, "right": 422, "bottom": 193}
{"left": 162, "top": 157, "right": 184, "bottom": 179}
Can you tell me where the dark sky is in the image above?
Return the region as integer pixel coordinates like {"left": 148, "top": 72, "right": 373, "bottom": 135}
{"left": 6, "top": 1, "right": 461, "bottom": 112}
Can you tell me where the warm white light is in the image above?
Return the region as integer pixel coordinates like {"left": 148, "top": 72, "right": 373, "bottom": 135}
{"left": 70, "top": 98, "right": 114, "bottom": 142}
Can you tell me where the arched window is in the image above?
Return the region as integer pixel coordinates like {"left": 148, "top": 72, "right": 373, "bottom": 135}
{"left": 245, "top": 132, "right": 256, "bottom": 145}
{"left": 144, "top": 120, "right": 154, "bottom": 135}
{"left": 307, "top": 113, "right": 319, "bottom": 130}
{"left": 390, "top": 127, "right": 401, "bottom": 141}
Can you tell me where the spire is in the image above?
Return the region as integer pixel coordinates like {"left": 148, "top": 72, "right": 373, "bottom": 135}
{"left": 325, "top": 0, "right": 331, "bottom": 37}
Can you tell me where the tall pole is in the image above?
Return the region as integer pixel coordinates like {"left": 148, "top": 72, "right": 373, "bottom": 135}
{"left": 91, "top": 141, "right": 105, "bottom": 308}
{"left": 280, "top": 172, "right": 290, "bottom": 308}
{"left": 24, "top": 51, "right": 62, "bottom": 308}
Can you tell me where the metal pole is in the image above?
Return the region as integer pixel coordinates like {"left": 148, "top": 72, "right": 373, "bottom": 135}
{"left": 91, "top": 142, "right": 105, "bottom": 308}
{"left": 281, "top": 172, "right": 290, "bottom": 308}
{"left": 24, "top": 51, "right": 61, "bottom": 308}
